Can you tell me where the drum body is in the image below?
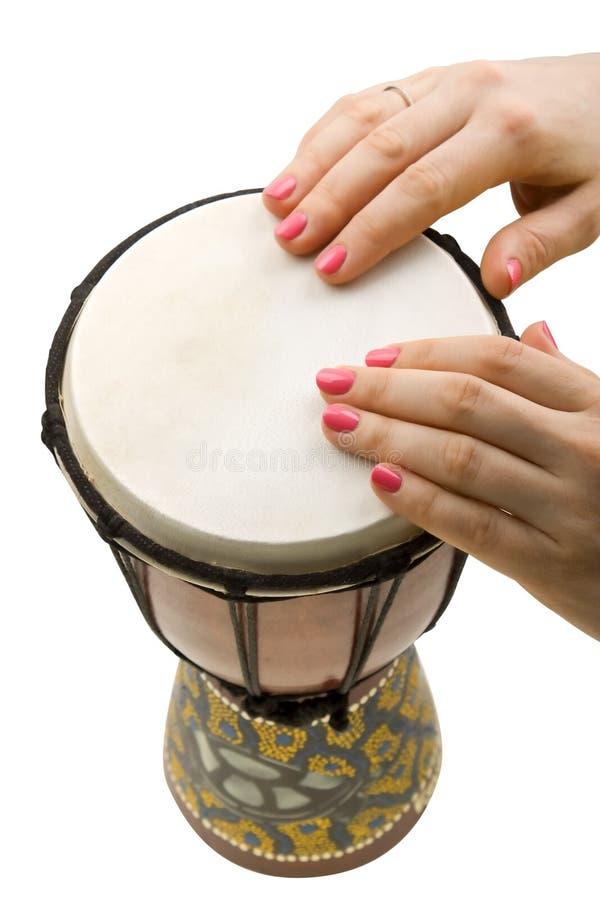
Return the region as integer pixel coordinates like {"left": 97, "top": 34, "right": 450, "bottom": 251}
{"left": 139, "top": 543, "right": 459, "bottom": 695}
{"left": 42, "top": 188, "right": 516, "bottom": 876}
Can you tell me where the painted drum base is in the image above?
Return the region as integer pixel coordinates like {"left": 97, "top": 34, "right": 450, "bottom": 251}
{"left": 163, "top": 645, "right": 442, "bottom": 877}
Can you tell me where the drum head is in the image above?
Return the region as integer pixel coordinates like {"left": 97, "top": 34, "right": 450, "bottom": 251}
{"left": 60, "top": 191, "right": 502, "bottom": 576}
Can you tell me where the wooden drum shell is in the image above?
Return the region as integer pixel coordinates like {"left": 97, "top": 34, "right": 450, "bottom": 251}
{"left": 138, "top": 541, "right": 458, "bottom": 695}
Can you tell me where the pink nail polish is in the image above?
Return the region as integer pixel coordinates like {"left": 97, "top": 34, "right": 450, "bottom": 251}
{"left": 542, "top": 320, "right": 558, "bottom": 349}
{"left": 365, "top": 347, "right": 400, "bottom": 367}
{"left": 506, "top": 258, "right": 522, "bottom": 293}
{"left": 316, "top": 368, "right": 355, "bottom": 394}
{"left": 275, "top": 211, "right": 308, "bottom": 240}
{"left": 264, "top": 175, "right": 297, "bottom": 200}
{"left": 322, "top": 404, "right": 360, "bottom": 432}
{"left": 371, "top": 464, "right": 403, "bottom": 492}
{"left": 316, "top": 245, "right": 347, "bottom": 275}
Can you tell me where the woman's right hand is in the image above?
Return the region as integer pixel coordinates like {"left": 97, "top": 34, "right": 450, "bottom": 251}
{"left": 263, "top": 53, "right": 600, "bottom": 298}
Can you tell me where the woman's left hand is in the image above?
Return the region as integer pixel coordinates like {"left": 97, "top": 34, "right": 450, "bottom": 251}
{"left": 316, "top": 321, "right": 600, "bottom": 640}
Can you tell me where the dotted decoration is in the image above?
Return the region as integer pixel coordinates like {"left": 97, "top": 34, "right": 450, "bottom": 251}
{"left": 164, "top": 644, "right": 441, "bottom": 863}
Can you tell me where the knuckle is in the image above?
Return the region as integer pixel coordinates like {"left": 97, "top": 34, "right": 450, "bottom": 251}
{"left": 470, "top": 509, "right": 498, "bottom": 550}
{"left": 446, "top": 374, "right": 485, "bottom": 417}
{"left": 368, "top": 371, "right": 391, "bottom": 409}
{"left": 347, "top": 97, "right": 384, "bottom": 130}
{"left": 366, "top": 125, "right": 408, "bottom": 162}
{"left": 493, "top": 336, "right": 524, "bottom": 377}
{"left": 297, "top": 93, "right": 356, "bottom": 149}
{"left": 401, "top": 159, "right": 449, "bottom": 210}
{"left": 497, "top": 99, "right": 537, "bottom": 141}
{"left": 297, "top": 126, "right": 319, "bottom": 151}
{"left": 442, "top": 434, "right": 482, "bottom": 482}
{"left": 465, "top": 59, "right": 507, "bottom": 89}
{"left": 301, "top": 144, "right": 330, "bottom": 178}
{"left": 420, "top": 64, "right": 445, "bottom": 81}
{"left": 336, "top": 92, "right": 357, "bottom": 110}
{"left": 550, "top": 414, "right": 600, "bottom": 492}
{"left": 522, "top": 222, "right": 555, "bottom": 272}
{"left": 413, "top": 486, "right": 444, "bottom": 526}
{"left": 414, "top": 339, "right": 439, "bottom": 371}
{"left": 370, "top": 414, "right": 396, "bottom": 463}
{"left": 356, "top": 208, "right": 386, "bottom": 247}
{"left": 569, "top": 196, "right": 600, "bottom": 249}
{"left": 313, "top": 179, "right": 344, "bottom": 220}
{"left": 567, "top": 424, "right": 600, "bottom": 471}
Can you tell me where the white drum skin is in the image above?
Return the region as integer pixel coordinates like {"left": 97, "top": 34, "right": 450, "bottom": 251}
{"left": 60, "top": 191, "right": 500, "bottom": 582}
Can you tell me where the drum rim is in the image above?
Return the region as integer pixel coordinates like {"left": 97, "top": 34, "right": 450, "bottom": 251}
{"left": 42, "top": 187, "right": 517, "bottom": 597}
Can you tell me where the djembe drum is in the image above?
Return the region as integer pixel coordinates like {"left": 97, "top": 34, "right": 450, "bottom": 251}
{"left": 42, "top": 188, "right": 516, "bottom": 877}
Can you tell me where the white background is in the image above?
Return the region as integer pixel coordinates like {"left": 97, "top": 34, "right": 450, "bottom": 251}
{"left": 3, "top": 2, "right": 599, "bottom": 898}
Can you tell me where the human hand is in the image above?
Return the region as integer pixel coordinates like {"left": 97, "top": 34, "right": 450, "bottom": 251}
{"left": 263, "top": 54, "right": 600, "bottom": 298}
{"left": 315, "top": 322, "right": 600, "bottom": 641}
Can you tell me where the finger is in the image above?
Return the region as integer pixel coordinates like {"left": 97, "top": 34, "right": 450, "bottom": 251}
{"left": 316, "top": 365, "right": 564, "bottom": 470}
{"left": 270, "top": 89, "right": 471, "bottom": 256}
{"left": 293, "top": 69, "right": 445, "bottom": 152}
{"left": 311, "top": 119, "right": 514, "bottom": 282}
{"left": 362, "top": 333, "right": 599, "bottom": 413}
{"left": 262, "top": 89, "right": 419, "bottom": 209}
{"left": 320, "top": 404, "right": 559, "bottom": 535}
{"left": 480, "top": 179, "right": 600, "bottom": 298}
{"left": 368, "top": 462, "right": 556, "bottom": 586}
{"left": 262, "top": 69, "right": 442, "bottom": 210}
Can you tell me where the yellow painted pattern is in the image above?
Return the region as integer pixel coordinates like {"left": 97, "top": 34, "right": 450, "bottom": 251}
{"left": 418, "top": 736, "right": 438, "bottom": 783}
{"left": 365, "top": 737, "right": 417, "bottom": 795}
{"left": 363, "top": 723, "right": 402, "bottom": 773}
{"left": 411, "top": 751, "right": 441, "bottom": 815}
{"left": 182, "top": 697, "right": 199, "bottom": 727}
{"left": 324, "top": 706, "right": 365, "bottom": 749}
{"left": 347, "top": 802, "right": 405, "bottom": 845}
{"left": 308, "top": 753, "right": 356, "bottom": 778}
{"left": 207, "top": 690, "right": 244, "bottom": 745}
{"left": 182, "top": 663, "right": 201, "bottom": 698}
{"left": 377, "top": 656, "right": 408, "bottom": 711}
{"left": 169, "top": 748, "right": 186, "bottom": 782}
{"left": 200, "top": 789, "right": 225, "bottom": 809}
{"left": 170, "top": 722, "right": 185, "bottom": 755}
{"left": 251, "top": 720, "right": 307, "bottom": 763}
{"left": 277, "top": 817, "right": 337, "bottom": 856}
{"left": 212, "top": 817, "right": 275, "bottom": 855}
{"left": 399, "top": 657, "right": 422, "bottom": 720}
{"left": 184, "top": 784, "right": 199, "bottom": 816}
{"left": 419, "top": 698, "right": 436, "bottom": 726}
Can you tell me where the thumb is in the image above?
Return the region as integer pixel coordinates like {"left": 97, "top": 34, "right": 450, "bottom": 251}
{"left": 520, "top": 320, "right": 600, "bottom": 386}
{"left": 519, "top": 320, "right": 562, "bottom": 357}
{"left": 480, "top": 182, "right": 598, "bottom": 299}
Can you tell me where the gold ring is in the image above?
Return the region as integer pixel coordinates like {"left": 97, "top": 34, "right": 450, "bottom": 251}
{"left": 382, "top": 85, "right": 414, "bottom": 107}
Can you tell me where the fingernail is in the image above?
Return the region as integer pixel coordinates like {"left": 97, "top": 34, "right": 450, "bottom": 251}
{"left": 316, "top": 244, "right": 347, "bottom": 274}
{"left": 322, "top": 404, "right": 360, "bottom": 432}
{"left": 506, "top": 258, "right": 522, "bottom": 293}
{"left": 365, "top": 347, "right": 400, "bottom": 367}
{"left": 542, "top": 320, "right": 558, "bottom": 349}
{"left": 371, "top": 464, "right": 403, "bottom": 492}
{"left": 316, "top": 367, "right": 355, "bottom": 394}
{"left": 275, "top": 211, "right": 307, "bottom": 240}
{"left": 264, "top": 175, "right": 297, "bottom": 200}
